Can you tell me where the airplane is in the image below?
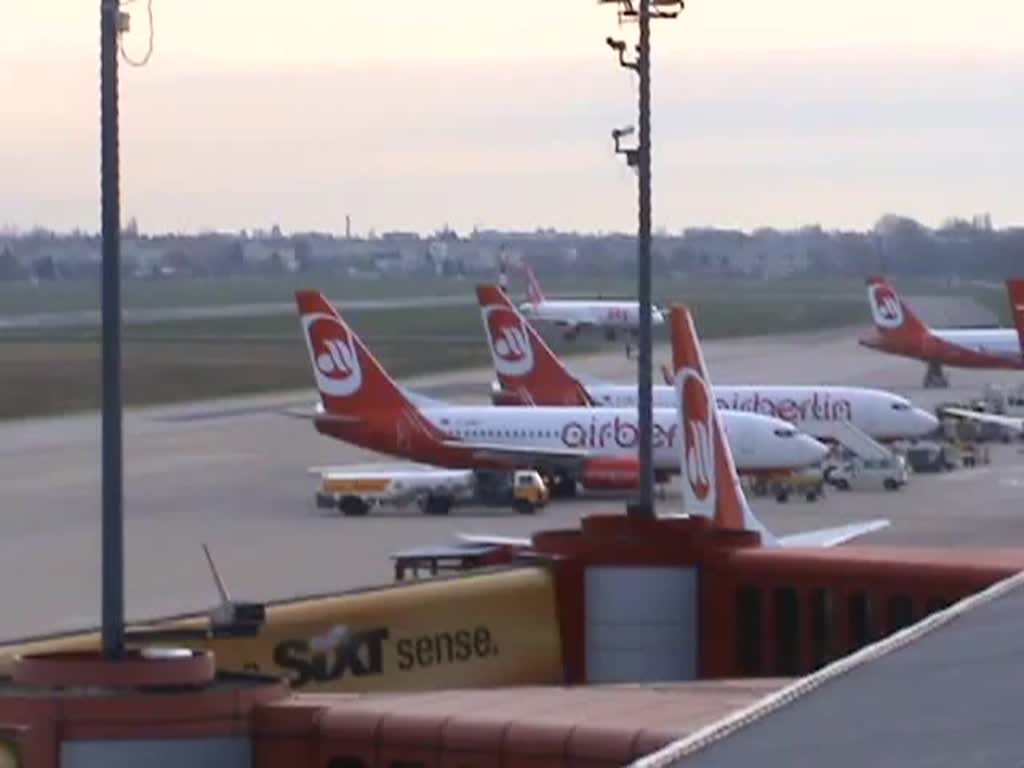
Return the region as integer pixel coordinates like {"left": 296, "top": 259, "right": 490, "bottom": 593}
{"left": 477, "top": 284, "right": 939, "bottom": 442}
{"left": 858, "top": 275, "right": 1024, "bottom": 388}
{"left": 294, "top": 290, "right": 828, "bottom": 496}
{"left": 451, "top": 303, "right": 890, "bottom": 555}
{"left": 516, "top": 263, "right": 664, "bottom": 355}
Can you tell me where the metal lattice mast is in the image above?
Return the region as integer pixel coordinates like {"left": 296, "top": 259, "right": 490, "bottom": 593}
{"left": 635, "top": 0, "right": 654, "bottom": 515}
{"left": 100, "top": 0, "right": 125, "bottom": 658}
{"left": 603, "top": 0, "right": 683, "bottom": 518}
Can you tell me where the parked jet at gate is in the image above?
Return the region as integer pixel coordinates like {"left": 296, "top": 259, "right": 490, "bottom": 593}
{"left": 477, "top": 284, "right": 938, "bottom": 442}
{"left": 517, "top": 263, "right": 664, "bottom": 344}
{"left": 294, "top": 291, "right": 827, "bottom": 493}
{"left": 456, "top": 304, "right": 889, "bottom": 553}
{"left": 859, "top": 275, "right": 1024, "bottom": 388}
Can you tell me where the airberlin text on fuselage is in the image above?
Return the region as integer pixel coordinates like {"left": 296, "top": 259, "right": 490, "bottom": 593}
{"left": 561, "top": 417, "right": 677, "bottom": 449}
{"left": 718, "top": 393, "right": 853, "bottom": 423}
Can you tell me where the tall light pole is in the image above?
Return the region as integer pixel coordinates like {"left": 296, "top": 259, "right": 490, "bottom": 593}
{"left": 100, "top": 0, "right": 125, "bottom": 658}
{"left": 635, "top": 0, "right": 654, "bottom": 516}
{"left": 604, "top": 0, "right": 683, "bottom": 518}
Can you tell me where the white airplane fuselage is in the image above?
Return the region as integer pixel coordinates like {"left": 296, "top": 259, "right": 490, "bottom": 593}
{"left": 519, "top": 300, "right": 664, "bottom": 331}
{"left": 415, "top": 404, "right": 827, "bottom": 473}
{"left": 582, "top": 385, "right": 938, "bottom": 442}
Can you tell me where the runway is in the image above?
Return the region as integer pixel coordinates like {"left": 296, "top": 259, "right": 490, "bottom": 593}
{"left": 3, "top": 327, "right": 1024, "bottom": 640}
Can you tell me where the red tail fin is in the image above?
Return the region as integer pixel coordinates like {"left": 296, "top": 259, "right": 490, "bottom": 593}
{"left": 476, "top": 284, "right": 594, "bottom": 406}
{"left": 670, "top": 304, "right": 771, "bottom": 540}
{"left": 295, "top": 290, "right": 411, "bottom": 417}
{"left": 865, "top": 275, "right": 930, "bottom": 345}
{"left": 1006, "top": 279, "right": 1024, "bottom": 357}
{"left": 524, "top": 263, "right": 545, "bottom": 306}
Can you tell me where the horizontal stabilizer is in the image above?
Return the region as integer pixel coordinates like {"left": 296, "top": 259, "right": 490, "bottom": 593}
{"left": 779, "top": 519, "right": 890, "bottom": 548}
{"left": 456, "top": 533, "right": 533, "bottom": 548}
{"left": 569, "top": 369, "right": 611, "bottom": 388}
{"left": 280, "top": 407, "right": 362, "bottom": 424}
{"left": 389, "top": 543, "right": 500, "bottom": 560}
{"left": 401, "top": 387, "right": 450, "bottom": 408}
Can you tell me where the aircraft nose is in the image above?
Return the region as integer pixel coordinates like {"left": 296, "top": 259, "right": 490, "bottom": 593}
{"left": 801, "top": 434, "right": 830, "bottom": 465}
{"left": 913, "top": 407, "right": 940, "bottom": 435}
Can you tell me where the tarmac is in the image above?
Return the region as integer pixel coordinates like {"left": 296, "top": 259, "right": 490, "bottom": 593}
{"left": 3, "top": 325, "right": 1024, "bottom": 641}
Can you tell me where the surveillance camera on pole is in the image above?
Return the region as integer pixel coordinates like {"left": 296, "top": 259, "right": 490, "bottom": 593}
{"left": 612, "top": 125, "right": 639, "bottom": 169}
{"left": 606, "top": 36, "right": 638, "bottom": 71}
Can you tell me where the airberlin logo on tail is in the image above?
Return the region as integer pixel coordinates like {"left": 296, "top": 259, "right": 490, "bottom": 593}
{"left": 482, "top": 305, "right": 534, "bottom": 377}
{"left": 869, "top": 284, "right": 904, "bottom": 329}
{"left": 678, "top": 367, "right": 716, "bottom": 511}
{"left": 302, "top": 312, "right": 363, "bottom": 397}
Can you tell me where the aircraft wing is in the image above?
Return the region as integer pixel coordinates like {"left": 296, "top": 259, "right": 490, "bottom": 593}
{"left": 779, "top": 519, "right": 890, "bottom": 548}
{"left": 941, "top": 407, "right": 1024, "bottom": 433}
{"left": 280, "top": 406, "right": 362, "bottom": 424}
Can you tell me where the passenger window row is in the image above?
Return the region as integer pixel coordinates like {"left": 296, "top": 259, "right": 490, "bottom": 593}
{"left": 450, "top": 428, "right": 556, "bottom": 439}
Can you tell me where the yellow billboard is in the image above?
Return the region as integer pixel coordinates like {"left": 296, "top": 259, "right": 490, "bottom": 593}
{"left": 0, "top": 567, "right": 564, "bottom": 693}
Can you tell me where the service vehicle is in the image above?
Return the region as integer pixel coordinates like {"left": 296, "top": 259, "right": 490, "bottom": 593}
{"left": 313, "top": 466, "right": 549, "bottom": 517}
{"left": 749, "top": 467, "right": 825, "bottom": 503}
{"left": 903, "top": 441, "right": 957, "bottom": 473}
{"left": 825, "top": 454, "right": 908, "bottom": 492}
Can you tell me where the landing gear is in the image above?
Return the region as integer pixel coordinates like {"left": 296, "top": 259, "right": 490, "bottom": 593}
{"left": 923, "top": 362, "right": 949, "bottom": 389}
{"left": 422, "top": 494, "right": 452, "bottom": 516}
{"left": 625, "top": 332, "right": 638, "bottom": 360}
{"left": 338, "top": 496, "right": 369, "bottom": 517}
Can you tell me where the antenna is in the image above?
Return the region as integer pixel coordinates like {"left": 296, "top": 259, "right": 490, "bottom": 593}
{"left": 203, "top": 543, "right": 231, "bottom": 605}
{"left": 125, "top": 545, "right": 266, "bottom": 645}
{"left": 203, "top": 544, "right": 266, "bottom": 635}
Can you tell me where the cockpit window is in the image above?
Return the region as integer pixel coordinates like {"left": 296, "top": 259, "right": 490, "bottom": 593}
{"left": 774, "top": 428, "right": 796, "bottom": 437}
{"left": 891, "top": 402, "right": 911, "bottom": 411}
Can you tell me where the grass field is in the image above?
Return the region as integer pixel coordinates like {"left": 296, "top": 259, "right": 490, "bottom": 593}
{"left": 0, "top": 280, "right": 876, "bottom": 420}
{"left": 0, "top": 274, "right": 928, "bottom": 316}
{"left": 1, "top": 272, "right": 1003, "bottom": 318}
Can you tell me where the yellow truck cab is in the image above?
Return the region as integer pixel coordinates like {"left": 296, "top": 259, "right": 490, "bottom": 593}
{"left": 512, "top": 470, "right": 549, "bottom": 514}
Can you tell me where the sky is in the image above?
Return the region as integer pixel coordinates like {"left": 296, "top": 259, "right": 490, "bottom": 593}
{"left": 2, "top": 0, "right": 1022, "bottom": 234}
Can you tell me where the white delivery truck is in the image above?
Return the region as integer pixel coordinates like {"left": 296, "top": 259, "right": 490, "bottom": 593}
{"left": 312, "top": 466, "right": 550, "bottom": 517}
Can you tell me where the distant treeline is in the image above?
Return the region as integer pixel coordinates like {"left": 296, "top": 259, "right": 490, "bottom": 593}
{"left": 1, "top": 213, "right": 1020, "bottom": 283}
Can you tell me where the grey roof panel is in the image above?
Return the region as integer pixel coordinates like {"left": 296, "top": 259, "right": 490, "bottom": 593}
{"left": 673, "top": 576, "right": 1024, "bottom": 768}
